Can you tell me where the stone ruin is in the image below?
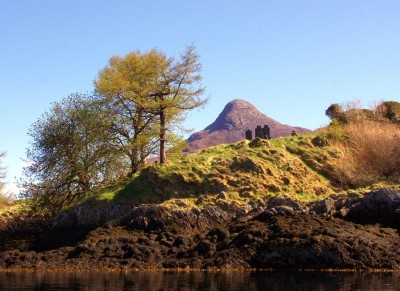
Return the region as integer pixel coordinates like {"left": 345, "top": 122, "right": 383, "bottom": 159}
{"left": 246, "top": 125, "right": 271, "bottom": 140}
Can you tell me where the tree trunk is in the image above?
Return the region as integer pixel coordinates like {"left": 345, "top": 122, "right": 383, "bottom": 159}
{"left": 80, "top": 174, "right": 91, "bottom": 194}
{"left": 139, "top": 145, "right": 146, "bottom": 168}
{"left": 159, "top": 109, "right": 167, "bottom": 165}
{"left": 129, "top": 152, "right": 138, "bottom": 175}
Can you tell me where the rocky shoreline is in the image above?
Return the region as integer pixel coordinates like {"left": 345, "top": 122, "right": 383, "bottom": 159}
{"left": 0, "top": 188, "right": 399, "bottom": 270}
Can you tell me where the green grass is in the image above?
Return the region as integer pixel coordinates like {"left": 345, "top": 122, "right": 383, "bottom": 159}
{"left": 75, "top": 133, "right": 349, "bottom": 211}
{"left": 53, "top": 129, "right": 400, "bottom": 214}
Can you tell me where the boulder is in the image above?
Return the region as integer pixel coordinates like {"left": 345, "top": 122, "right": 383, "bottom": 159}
{"left": 267, "top": 196, "right": 307, "bottom": 214}
{"left": 345, "top": 188, "right": 400, "bottom": 228}
{"left": 311, "top": 197, "right": 336, "bottom": 215}
{"left": 311, "top": 136, "right": 329, "bottom": 147}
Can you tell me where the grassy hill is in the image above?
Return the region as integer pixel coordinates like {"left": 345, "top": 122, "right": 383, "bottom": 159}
{"left": 2, "top": 119, "right": 399, "bottom": 218}
{"left": 75, "top": 133, "right": 371, "bottom": 211}
{"left": 81, "top": 117, "right": 399, "bottom": 212}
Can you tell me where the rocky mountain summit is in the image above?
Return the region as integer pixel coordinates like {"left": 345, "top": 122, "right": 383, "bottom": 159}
{"left": 188, "top": 99, "right": 310, "bottom": 152}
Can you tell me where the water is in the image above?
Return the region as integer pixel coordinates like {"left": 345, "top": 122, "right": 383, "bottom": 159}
{"left": 0, "top": 270, "right": 398, "bottom": 290}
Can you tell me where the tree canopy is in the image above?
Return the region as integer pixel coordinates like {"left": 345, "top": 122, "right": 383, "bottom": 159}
{"left": 375, "top": 101, "right": 400, "bottom": 123}
{"left": 326, "top": 100, "right": 400, "bottom": 124}
{"left": 325, "top": 103, "right": 344, "bottom": 122}
{"left": 23, "top": 93, "right": 125, "bottom": 211}
{"left": 94, "top": 45, "right": 206, "bottom": 166}
{"left": 23, "top": 45, "right": 207, "bottom": 211}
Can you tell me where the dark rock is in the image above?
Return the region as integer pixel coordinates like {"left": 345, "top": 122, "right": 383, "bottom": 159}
{"left": 216, "top": 192, "right": 228, "bottom": 200}
{"left": 282, "top": 177, "right": 291, "bottom": 185}
{"left": 52, "top": 202, "right": 136, "bottom": 230}
{"left": 230, "top": 156, "right": 265, "bottom": 174}
{"left": 196, "top": 240, "right": 216, "bottom": 257}
{"left": 252, "top": 215, "right": 400, "bottom": 270}
{"left": 345, "top": 188, "right": 400, "bottom": 228}
{"left": 207, "top": 228, "right": 230, "bottom": 243}
{"left": 333, "top": 208, "right": 350, "bottom": 219}
{"left": 267, "top": 196, "right": 307, "bottom": 213}
{"left": 266, "top": 184, "right": 281, "bottom": 193}
{"left": 248, "top": 138, "right": 269, "bottom": 148}
{"left": 124, "top": 205, "right": 170, "bottom": 230}
{"left": 273, "top": 206, "right": 295, "bottom": 216}
{"left": 312, "top": 197, "right": 336, "bottom": 215}
{"left": 311, "top": 136, "right": 329, "bottom": 147}
{"left": 1, "top": 189, "right": 400, "bottom": 270}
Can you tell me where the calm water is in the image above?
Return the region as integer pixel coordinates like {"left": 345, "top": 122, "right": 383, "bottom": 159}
{"left": 0, "top": 270, "right": 399, "bottom": 291}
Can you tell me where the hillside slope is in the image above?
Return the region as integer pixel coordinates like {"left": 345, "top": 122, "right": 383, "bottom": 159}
{"left": 1, "top": 132, "right": 400, "bottom": 270}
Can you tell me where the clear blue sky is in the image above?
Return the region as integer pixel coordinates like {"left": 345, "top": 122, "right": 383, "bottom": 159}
{"left": 1, "top": 1, "right": 399, "bottom": 193}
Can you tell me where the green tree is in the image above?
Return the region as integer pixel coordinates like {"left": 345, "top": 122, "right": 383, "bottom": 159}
{"left": 23, "top": 93, "right": 122, "bottom": 211}
{"left": 95, "top": 45, "right": 206, "bottom": 166}
{"left": 147, "top": 45, "right": 206, "bottom": 164}
{"left": 94, "top": 49, "right": 163, "bottom": 172}
{"left": 325, "top": 103, "right": 345, "bottom": 123}
{"left": 375, "top": 101, "right": 400, "bottom": 123}
{"left": 326, "top": 102, "right": 376, "bottom": 124}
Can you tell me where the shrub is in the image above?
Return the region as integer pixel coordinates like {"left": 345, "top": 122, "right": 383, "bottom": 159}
{"left": 330, "top": 120, "right": 400, "bottom": 187}
{"left": 375, "top": 101, "right": 400, "bottom": 123}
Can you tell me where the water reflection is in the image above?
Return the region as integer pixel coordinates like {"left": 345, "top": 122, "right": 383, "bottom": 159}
{"left": 0, "top": 270, "right": 398, "bottom": 290}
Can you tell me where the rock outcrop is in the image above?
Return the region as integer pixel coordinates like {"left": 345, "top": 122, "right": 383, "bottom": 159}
{"left": 344, "top": 188, "right": 400, "bottom": 228}
{"left": 0, "top": 189, "right": 399, "bottom": 270}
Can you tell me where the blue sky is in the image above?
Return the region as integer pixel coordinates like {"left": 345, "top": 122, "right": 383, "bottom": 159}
{"left": 1, "top": 1, "right": 400, "bottom": 193}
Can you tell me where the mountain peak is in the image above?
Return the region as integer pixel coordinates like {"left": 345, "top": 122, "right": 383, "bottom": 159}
{"left": 224, "top": 99, "right": 256, "bottom": 109}
{"left": 205, "top": 99, "right": 264, "bottom": 131}
{"left": 188, "top": 99, "right": 311, "bottom": 152}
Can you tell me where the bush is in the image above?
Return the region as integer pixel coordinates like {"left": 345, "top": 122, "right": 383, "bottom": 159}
{"left": 375, "top": 101, "right": 400, "bottom": 123}
{"left": 330, "top": 120, "right": 400, "bottom": 187}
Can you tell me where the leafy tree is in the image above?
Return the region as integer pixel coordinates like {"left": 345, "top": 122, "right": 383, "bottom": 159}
{"left": 326, "top": 102, "right": 375, "bottom": 124}
{"left": 95, "top": 45, "right": 206, "bottom": 166}
{"left": 325, "top": 103, "right": 345, "bottom": 122}
{"left": 375, "top": 101, "right": 400, "bottom": 123}
{"left": 94, "top": 50, "right": 162, "bottom": 173}
{"left": 146, "top": 45, "right": 206, "bottom": 164}
{"left": 23, "top": 93, "right": 123, "bottom": 211}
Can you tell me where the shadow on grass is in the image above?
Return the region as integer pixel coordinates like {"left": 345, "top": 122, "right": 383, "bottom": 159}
{"left": 112, "top": 169, "right": 167, "bottom": 205}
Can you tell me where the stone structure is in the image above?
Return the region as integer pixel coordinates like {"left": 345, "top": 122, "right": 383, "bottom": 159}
{"left": 245, "top": 130, "right": 253, "bottom": 140}
{"left": 255, "top": 126, "right": 263, "bottom": 138}
{"left": 246, "top": 125, "right": 271, "bottom": 140}
{"left": 263, "top": 125, "right": 271, "bottom": 139}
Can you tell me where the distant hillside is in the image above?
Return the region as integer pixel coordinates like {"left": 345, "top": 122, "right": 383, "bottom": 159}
{"left": 187, "top": 99, "right": 311, "bottom": 152}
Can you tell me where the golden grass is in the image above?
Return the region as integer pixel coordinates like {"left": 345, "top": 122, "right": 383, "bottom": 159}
{"left": 329, "top": 120, "right": 400, "bottom": 187}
